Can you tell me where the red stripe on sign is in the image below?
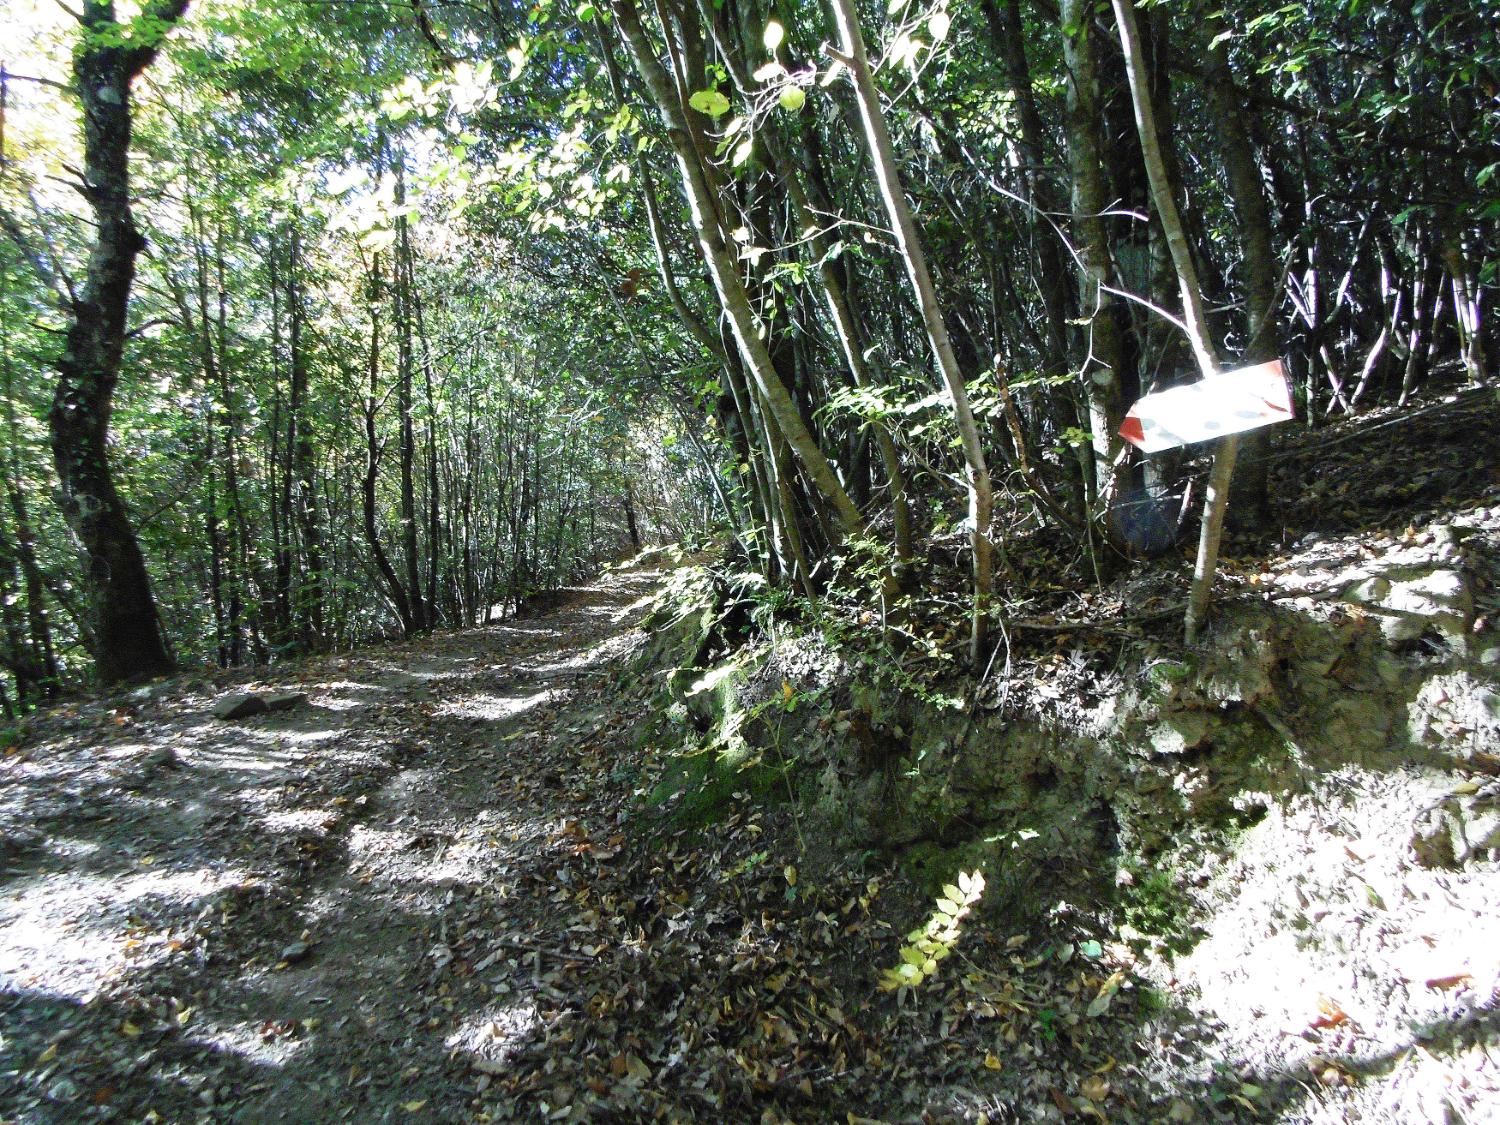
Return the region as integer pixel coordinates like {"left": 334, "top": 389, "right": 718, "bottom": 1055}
{"left": 1119, "top": 414, "right": 1145, "bottom": 448}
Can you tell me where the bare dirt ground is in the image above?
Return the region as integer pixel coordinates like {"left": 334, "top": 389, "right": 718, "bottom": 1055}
{"left": 1, "top": 568, "right": 668, "bottom": 1122}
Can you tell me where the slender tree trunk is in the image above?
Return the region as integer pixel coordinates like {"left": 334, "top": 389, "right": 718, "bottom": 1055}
{"left": 288, "top": 227, "right": 325, "bottom": 648}
{"left": 362, "top": 259, "right": 415, "bottom": 634}
{"left": 1112, "top": 0, "right": 1231, "bottom": 643}
{"left": 394, "top": 180, "right": 427, "bottom": 632}
{"left": 763, "top": 132, "right": 912, "bottom": 562}
{"left": 1, "top": 263, "right": 59, "bottom": 692}
{"left": 1202, "top": 22, "right": 1279, "bottom": 532}
{"left": 1059, "top": 0, "right": 1131, "bottom": 527}
{"left": 608, "top": 0, "right": 866, "bottom": 543}
{"left": 983, "top": 0, "right": 1071, "bottom": 373}
{"left": 48, "top": 0, "right": 188, "bottom": 685}
{"left": 827, "top": 0, "right": 995, "bottom": 668}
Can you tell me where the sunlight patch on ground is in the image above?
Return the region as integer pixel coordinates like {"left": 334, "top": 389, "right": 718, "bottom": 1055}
{"left": 445, "top": 1002, "right": 540, "bottom": 1070}
{"left": 488, "top": 624, "right": 564, "bottom": 641}
{"left": 186, "top": 1017, "right": 307, "bottom": 1069}
{"left": 1167, "top": 764, "right": 1500, "bottom": 1111}
{"left": 527, "top": 655, "right": 599, "bottom": 676}
{"left": 311, "top": 695, "right": 371, "bottom": 713}
{"left": 260, "top": 808, "right": 338, "bottom": 834}
{"left": 273, "top": 727, "right": 346, "bottom": 747}
{"left": 434, "top": 689, "right": 555, "bottom": 722}
{"left": 0, "top": 866, "right": 247, "bottom": 999}
{"left": 183, "top": 740, "right": 303, "bottom": 775}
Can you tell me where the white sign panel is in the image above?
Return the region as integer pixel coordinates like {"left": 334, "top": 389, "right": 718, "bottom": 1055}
{"left": 1118, "top": 359, "right": 1293, "bottom": 454}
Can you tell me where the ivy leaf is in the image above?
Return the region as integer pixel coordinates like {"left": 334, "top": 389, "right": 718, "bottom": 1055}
{"left": 689, "top": 89, "right": 731, "bottom": 118}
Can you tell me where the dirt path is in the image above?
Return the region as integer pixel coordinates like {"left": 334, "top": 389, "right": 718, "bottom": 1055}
{"left": 1, "top": 567, "right": 664, "bottom": 1123}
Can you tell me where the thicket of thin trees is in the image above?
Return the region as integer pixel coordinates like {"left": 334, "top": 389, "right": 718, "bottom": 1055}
{"left": 0, "top": 0, "right": 1494, "bottom": 698}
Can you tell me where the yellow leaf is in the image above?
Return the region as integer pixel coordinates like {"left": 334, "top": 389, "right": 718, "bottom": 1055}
{"left": 984, "top": 1050, "right": 1003, "bottom": 1070}
{"left": 783, "top": 865, "right": 797, "bottom": 887}
{"left": 402, "top": 1100, "right": 427, "bottom": 1112}
{"left": 781, "top": 681, "right": 793, "bottom": 703}
{"left": 1079, "top": 1074, "right": 1110, "bottom": 1101}
{"left": 36, "top": 1043, "right": 58, "bottom": 1065}
{"left": 120, "top": 1020, "right": 141, "bottom": 1038}
{"left": 175, "top": 1007, "right": 194, "bottom": 1027}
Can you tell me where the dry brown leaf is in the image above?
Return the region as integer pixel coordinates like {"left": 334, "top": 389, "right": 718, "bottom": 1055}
{"left": 1310, "top": 995, "right": 1349, "bottom": 1029}
{"left": 1424, "top": 973, "right": 1472, "bottom": 990}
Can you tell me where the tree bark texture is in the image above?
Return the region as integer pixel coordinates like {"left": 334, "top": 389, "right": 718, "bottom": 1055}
{"left": 49, "top": 0, "right": 189, "bottom": 684}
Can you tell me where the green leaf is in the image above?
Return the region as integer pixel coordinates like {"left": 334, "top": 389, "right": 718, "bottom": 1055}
{"left": 778, "top": 87, "right": 806, "bottom": 112}
{"left": 360, "top": 228, "right": 398, "bottom": 253}
{"left": 688, "top": 89, "right": 731, "bottom": 118}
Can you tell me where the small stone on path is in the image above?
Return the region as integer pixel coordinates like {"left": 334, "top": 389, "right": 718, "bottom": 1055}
{"left": 279, "top": 940, "right": 312, "bottom": 964}
{"left": 264, "top": 691, "right": 309, "bottom": 712}
{"left": 212, "top": 693, "right": 270, "bottom": 720}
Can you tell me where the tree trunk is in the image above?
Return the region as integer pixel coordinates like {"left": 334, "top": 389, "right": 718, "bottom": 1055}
{"left": 1111, "top": 0, "right": 1230, "bottom": 643}
{"left": 362, "top": 258, "right": 416, "bottom": 634}
{"left": 48, "top": 0, "right": 188, "bottom": 685}
{"left": 827, "top": 0, "right": 995, "bottom": 668}
{"left": 288, "top": 227, "right": 325, "bottom": 648}
{"left": 1201, "top": 21, "right": 1279, "bottom": 532}
{"left": 1059, "top": 0, "right": 1131, "bottom": 527}
{"left": 394, "top": 174, "right": 427, "bottom": 632}
{"left": 608, "top": 0, "right": 867, "bottom": 543}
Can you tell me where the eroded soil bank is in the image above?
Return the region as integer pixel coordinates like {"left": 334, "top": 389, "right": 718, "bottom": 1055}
{"left": 635, "top": 389, "right": 1500, "bottom": 1123}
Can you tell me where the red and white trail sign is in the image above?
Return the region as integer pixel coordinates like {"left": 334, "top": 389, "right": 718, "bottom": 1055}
{"left": 1118, "top": 358, "right": 1293, "bottom": 454}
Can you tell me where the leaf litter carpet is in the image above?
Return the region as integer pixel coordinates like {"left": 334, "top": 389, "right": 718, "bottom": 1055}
{"left": 2, "top": 549, "right": 1496, "bottom": 1123}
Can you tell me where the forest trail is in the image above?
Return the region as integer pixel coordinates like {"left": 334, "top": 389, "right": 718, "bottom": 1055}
{"left": 1, "top": 563, "right": 672, "bottom": 1123}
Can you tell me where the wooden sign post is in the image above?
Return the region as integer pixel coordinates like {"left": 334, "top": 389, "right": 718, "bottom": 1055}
{"left": 1118, "top": 359, "right": 1293, "bottom": 640}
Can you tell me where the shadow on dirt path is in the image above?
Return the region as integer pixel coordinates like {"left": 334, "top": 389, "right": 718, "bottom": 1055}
{"left": 0, "top": 566, "right": 663, "bottom": 1123}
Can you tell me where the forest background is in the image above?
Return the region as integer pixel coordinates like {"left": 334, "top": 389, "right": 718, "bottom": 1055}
{"left": 0, "top": 0, "right": 1494, "bottom": 702}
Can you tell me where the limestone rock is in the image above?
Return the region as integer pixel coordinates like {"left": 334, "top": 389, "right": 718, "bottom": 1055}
{"left": 212, "top": 693, "right": 269, "bottom": 720}
{"left": 263, "top": 691, "right": 308, "bottom": 712}
{"left": 141, "top": 746, "right": 178, "bottom": 769}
